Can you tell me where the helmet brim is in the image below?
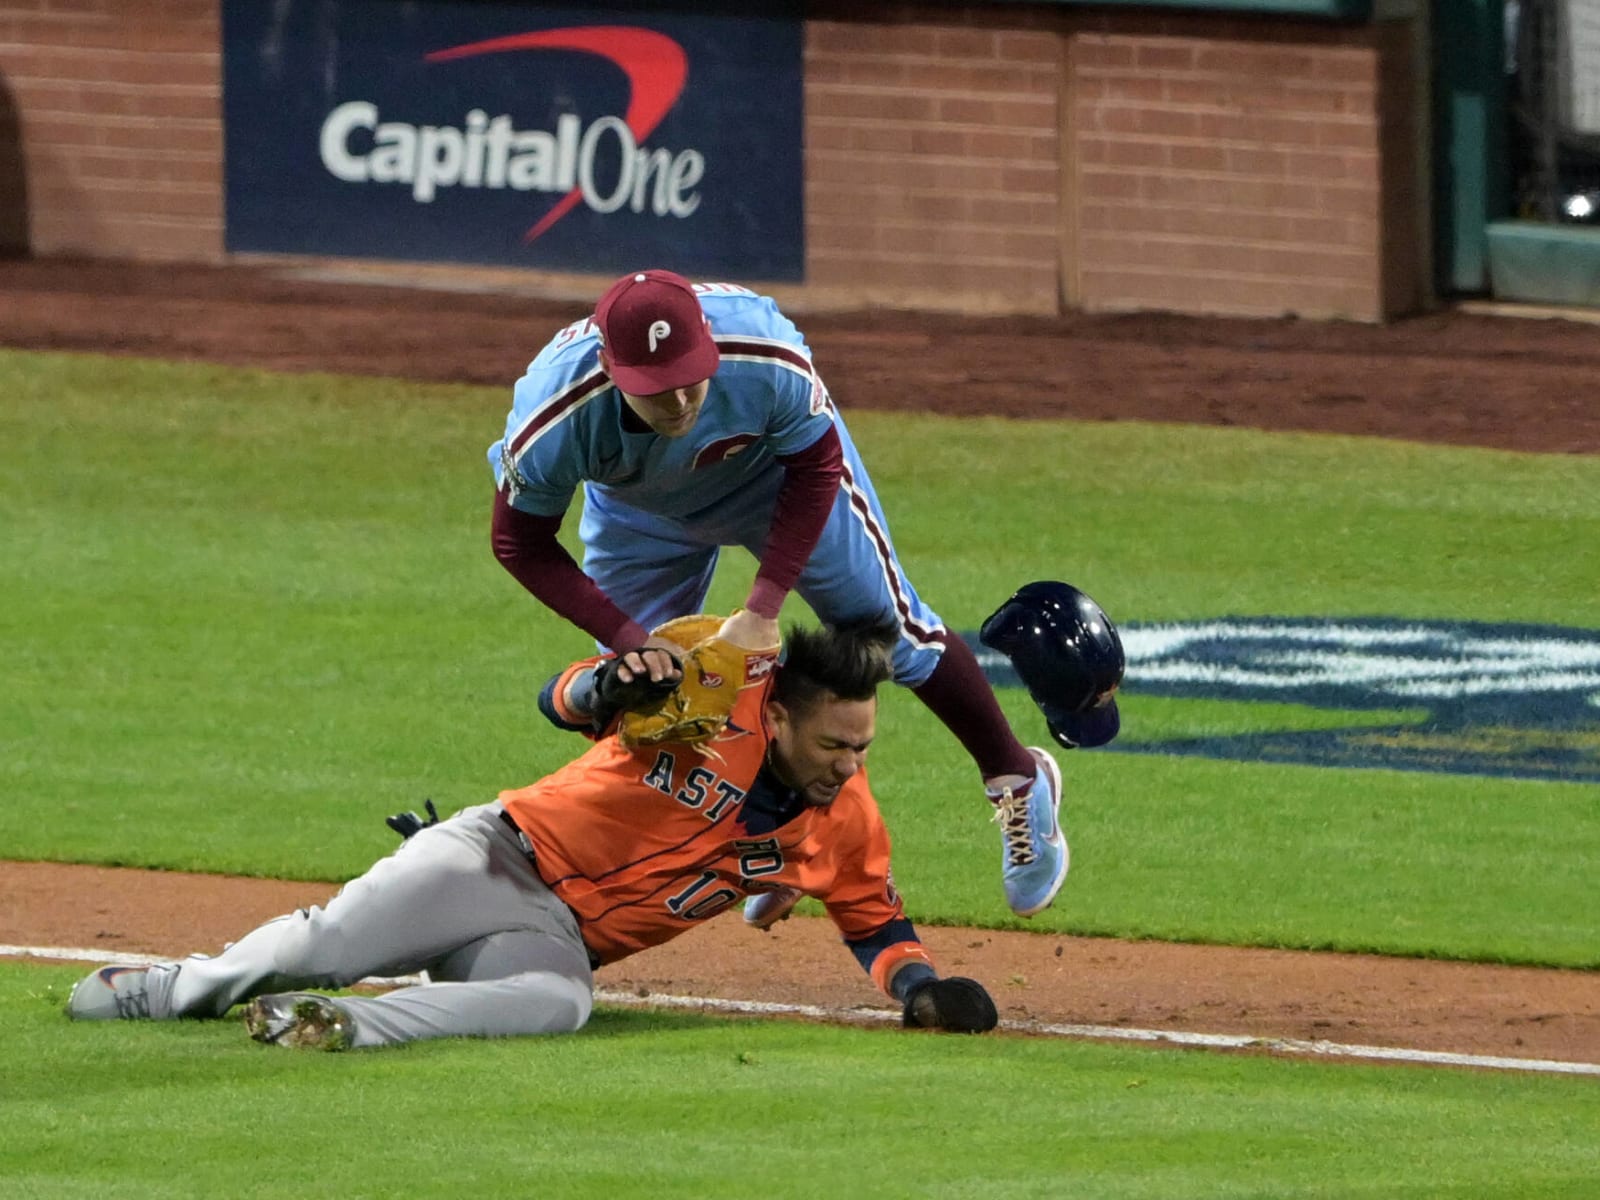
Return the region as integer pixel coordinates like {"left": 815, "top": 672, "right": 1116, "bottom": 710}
{"left": 1041, "top": 697, "right": 1120, "bottom": 749}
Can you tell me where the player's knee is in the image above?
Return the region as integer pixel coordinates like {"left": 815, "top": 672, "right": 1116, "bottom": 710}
{"left": 269, "top": 908, "right": 362, "bottom": 984}
{"left": 545, "top": 975, "right": 594, "bottom": 1034}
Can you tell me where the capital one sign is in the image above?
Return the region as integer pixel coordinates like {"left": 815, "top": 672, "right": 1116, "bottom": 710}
{"left": 222, "top": 3, "right": 804, "bottom": 278}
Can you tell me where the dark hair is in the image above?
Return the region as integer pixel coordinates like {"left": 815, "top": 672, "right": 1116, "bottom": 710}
{"left": 772, "top": 622, "right": 897, "bottom": 715}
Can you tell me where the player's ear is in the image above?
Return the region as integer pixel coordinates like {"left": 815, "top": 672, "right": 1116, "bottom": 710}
{"left": 765, "top": 698, "right": 792, "bottom": 740}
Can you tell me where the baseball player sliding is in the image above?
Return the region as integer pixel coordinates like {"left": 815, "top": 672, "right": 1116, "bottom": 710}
{"left": 488, "top": 269, "right": 1070, "bottom": 921}
{"left": 65, "top": 620, "right": 998, "bottom": 1049}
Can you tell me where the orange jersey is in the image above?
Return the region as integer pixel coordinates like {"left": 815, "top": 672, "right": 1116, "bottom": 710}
{"left": 500, "top": 669, "right": 930, "bottom": 994}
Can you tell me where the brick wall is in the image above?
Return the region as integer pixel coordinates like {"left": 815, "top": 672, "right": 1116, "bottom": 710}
{"left": 1067, "top": 12, "right": 1420, "bottom": 320}
{"left": 804, "top": 5, "right": 1063, "bottom": 314}
{"left": 0, "top": 0, "right": 222, "bottom": 261}
{"left": 0, "top": 1, "right": 1427, "bottom": 320}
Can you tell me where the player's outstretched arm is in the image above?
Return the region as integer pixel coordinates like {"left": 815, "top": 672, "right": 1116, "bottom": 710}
{"left": 537, "top": 648, "right": 684, "bottom": 735}
{"left": 843, "top": 920, "right": 998, "bottom": 1034}
{"left": 490, "top": 489, "right": 651, "bottom": 650}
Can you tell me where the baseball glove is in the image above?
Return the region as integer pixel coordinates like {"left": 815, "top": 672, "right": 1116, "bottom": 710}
{"left": 901, "top": 976, "right": 999, "bottom": 1034}
{"left": 618, "top": 613, "right": 779, "bottom": 750}
{"left": 385, "top": 798, "right": 440, "bottom": 841}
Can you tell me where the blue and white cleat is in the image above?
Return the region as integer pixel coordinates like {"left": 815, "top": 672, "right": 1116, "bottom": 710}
{"left": 990, "top": 748, "right": 1068, "bottom": 917}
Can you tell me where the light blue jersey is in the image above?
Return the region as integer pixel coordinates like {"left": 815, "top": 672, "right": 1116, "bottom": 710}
{"left": 488, "top": 283, "right": 948, "bottom": 683}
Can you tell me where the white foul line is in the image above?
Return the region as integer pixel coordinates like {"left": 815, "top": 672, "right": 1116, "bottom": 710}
{"left": 10, "top": 942, "right": 1597, "bottom": 1078}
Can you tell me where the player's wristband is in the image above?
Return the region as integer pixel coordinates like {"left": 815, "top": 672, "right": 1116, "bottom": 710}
{"left": 888, "top": 961, "right": 937, "bottom": 1004}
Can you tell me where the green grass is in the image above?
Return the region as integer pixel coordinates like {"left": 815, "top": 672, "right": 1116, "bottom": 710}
{"left": 5, "top": 348, "right": 1599, "bottom": 1200}
{"left": 3, "top": 349, "right": 1598, "bottom": 965}
{"left": 11, "top": 966, "right": 1600, "bottom": 1200}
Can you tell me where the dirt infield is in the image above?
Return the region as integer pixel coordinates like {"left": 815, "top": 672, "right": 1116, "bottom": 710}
{"left": 4, "top": 255, "right": 1597, "bottom": 1064}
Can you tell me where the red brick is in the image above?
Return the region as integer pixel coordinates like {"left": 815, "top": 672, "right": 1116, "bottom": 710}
{"left": 1076, "top": 168, "right": 1142, "bottom": 201}
{"left": 1291, "top": 213, "right": 1376, "bottom": 248}
{"left": 934, "top": 27, "right": 1004, "bottom": 60}
{"left": 1316, "top": 181, "right": 1381, "bottom": 217}
{"left": 905, "top": 190, "right": 974, "bottom": 221}
{"left": 96, "top": 53, "right": 218, "bottom": 88}
{"left": 1077, "top": 72, "right": 1166, "bottom": 106}
{"left": 1286, "top": 148, "right": 1376, "bottom": 184}
{"left": 1309, "top": 50, "right": 1379, "bottom": 85}
{"left": 1078, "top": 201, "right": 1161, "bottom": 234}
{"left": 1103, "top": 139, "right": 1169, "bottom": 169}
{"left": 1168, "top": 142, "right": 1230, "bottom": 173}
{"left": 1195, "top": 111, "right": 1322, "bottom": 147}
{"left": 979, "top": 193, "right": 1056, "bottom": 226}
{"left": 998, "top": 162, "right": 1057, "bottom": 196}
{"left": 805, "top": 219, "right": 880, "bottom": 253}
{"left": 856, "top": 89, "right": 942, "bottom": 123}
{"left": 1193, "top": 45, "right": 1321, "bottom": 78}
{"left": 1071, "top": 36, "right": 1138, "bottom": 69}
{"left": 936, "top": 96, "right": 997, "bottom": 125}
{"left": 996, "top": 32, "right": 1060, "bottom": 64}
{"left": 1317, "top": 120, "right": 1379, "bottom": 151}
{"left": 1257, "top": 244, "right": 1374, "bottom": 285}
{"left": 71, "top": 150, "right": 220, "bottom": 184}
{"left": 1224, "top": 145, "right": 1290, "bottom": 176}
{"left": 1132, "top": 41, "right": 1198, "bottom": 71}
{"left": 1164, "top": 77, "right": 1289, "bottom": 111}
{"left": 846, "top": 124, "right": 918, "bottom": 154}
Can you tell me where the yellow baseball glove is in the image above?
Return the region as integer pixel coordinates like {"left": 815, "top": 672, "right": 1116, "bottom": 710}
{"left": 618, "top": 613, "right": 780, "bottom": 749}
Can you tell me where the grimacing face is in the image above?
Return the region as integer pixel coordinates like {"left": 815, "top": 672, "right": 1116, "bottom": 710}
{"left": 617, "top": 377, "right": 711, "bottom": 438}
{"left": 766, "top": 693, "right": 877, "bottom": 808}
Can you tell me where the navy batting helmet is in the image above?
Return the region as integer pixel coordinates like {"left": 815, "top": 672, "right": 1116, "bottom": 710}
{"left": 979, "top": 581, "right": 1124, "bottom": 749}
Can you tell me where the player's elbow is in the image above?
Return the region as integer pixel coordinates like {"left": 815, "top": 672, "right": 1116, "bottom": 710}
{"left": 490, "top": 526, "right": 521, "bottom": 569}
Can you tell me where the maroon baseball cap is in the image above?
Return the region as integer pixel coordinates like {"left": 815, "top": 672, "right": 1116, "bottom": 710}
{"left": 594, "top": 269, "right": 720, "bottom": 395}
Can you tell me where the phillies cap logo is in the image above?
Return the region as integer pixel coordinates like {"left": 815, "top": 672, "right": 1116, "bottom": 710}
{"left": 593, "top": 269, "right": 720, "bottom": 394}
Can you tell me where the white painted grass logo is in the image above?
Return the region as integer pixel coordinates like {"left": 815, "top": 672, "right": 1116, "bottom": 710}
{"left": 974, "top": 617, "right": 1600, "bottom": 781}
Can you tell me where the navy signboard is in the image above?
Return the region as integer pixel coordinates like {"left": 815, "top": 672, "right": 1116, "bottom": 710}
{"left": 222, "top": 1, "right": 803, "bottom": 278}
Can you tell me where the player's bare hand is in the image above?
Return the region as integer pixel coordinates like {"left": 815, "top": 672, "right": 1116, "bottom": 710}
{"left": 613, "top": 647, "right": 683, "bottom": 687}
{"left": 592, "top": 647, "right": 682, "bottom": 713}
{"left": 717, "top": 608, "right": 781, "bottom": 652}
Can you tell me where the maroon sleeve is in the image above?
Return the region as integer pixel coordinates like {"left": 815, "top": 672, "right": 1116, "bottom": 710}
{"left": 490, "top": 489, "right": 650, "bottom": 651}
{"left": 743, "top": 425, "right": 844, "bottom": 619}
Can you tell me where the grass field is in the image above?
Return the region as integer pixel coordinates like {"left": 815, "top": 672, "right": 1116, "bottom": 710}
{"left": 10, "top": 966, "right": 1600, "bottom": 1199}
{"left": 3, "top": 349, "right": 1597, "bottom": 1197}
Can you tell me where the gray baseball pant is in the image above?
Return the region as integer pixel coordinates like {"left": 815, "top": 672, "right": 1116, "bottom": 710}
{"left": 147, "top": 802, "right": 594, "bottom": 1047}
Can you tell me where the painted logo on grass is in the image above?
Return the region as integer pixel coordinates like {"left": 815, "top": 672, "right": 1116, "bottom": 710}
{"left": 972, "top": 617, "right": 1600, "bottom": 782}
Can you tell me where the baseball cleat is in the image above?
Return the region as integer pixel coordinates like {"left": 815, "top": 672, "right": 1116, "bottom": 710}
{"left": 743, "top": 886, "right": 803, "bottom": 930}
{"left": 244, "top": 993, "right": 354, "bottom": 1051}
{"left": 66, "top": 965, "right": 155, "bottom": 1021}
{"left": 990, "top": 747, "right": 1069, "bottom": 917}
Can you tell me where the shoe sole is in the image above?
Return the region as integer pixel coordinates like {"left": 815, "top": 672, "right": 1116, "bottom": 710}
{"left": 244, "top": 996, "right": 353, "bottom": 1051}
{"left": 1010, "top": 749, "right": 1069, "bottom": 918}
